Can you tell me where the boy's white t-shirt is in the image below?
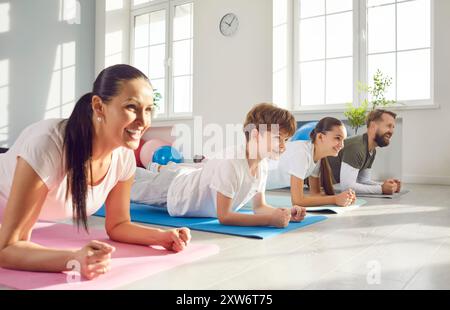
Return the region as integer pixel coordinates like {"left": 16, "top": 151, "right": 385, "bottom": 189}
{"left": 266, "top": 140, "right": 321, "bottom": 190}
{"left": 166, "top": 146, "right": 268, "bottom": 218}
{"left": 0, "top": 119, "right": 136, "bottom": 221}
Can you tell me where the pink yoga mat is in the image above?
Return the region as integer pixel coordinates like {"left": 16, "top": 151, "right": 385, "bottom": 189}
{"left": 0, "top": 223, "right": 220, "bottom": 290}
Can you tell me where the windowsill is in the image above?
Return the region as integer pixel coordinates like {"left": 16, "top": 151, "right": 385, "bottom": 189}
{"left": 150, "top": 116, "right": 194, "bottom": 127}
{"left": 291, "top": 101, "right": 440, "bottom": 116}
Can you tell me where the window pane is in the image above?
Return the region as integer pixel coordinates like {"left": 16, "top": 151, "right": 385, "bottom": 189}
{"left": 152, "top": 78, "right": 165, "bottom": 114}
{"left": 326, "top": 0, "right": 352, "bottom": 14}
{"left": 397, "top": 0, "right": 431, "bottom": 51}
{"left": 173, "top": 76, "right": 192, "bottom": 113}
{"left": 397, "top": 49, "right": 431, "bottom": 101}
{"left": 149, "top": 44, "right": 165, "bottom": 79}
{"left": 326, "top": 12, "right": 353, "bottom": 58}
{"left": 300, "top": 61, "right": 325, "bottom": 106}
{"left": 300, "top": 0, "right": 325, "bottom": 19}
{"left": 173, "top": 3, "right": 193, "bottom": 41}
{"left": 133, "top": 47, "right": 149, "bottom": 78}
{"left": 368, "top": 5, "right": 395, "bottom": 53}
{"left": 326, "top": 57, "right": 352, "bottom": 104}
{"left": 367, "top": 0, "right": 394, "bottom": 7}
{"left": 299, "top": 16, "right": 325, "bottom": 61}
{"left": 149, "top": 10, "right": 165, "bottom": 45}
{"left": 173, "top": 39, "right": 192, "bottom": 76}
{"left": 368, "top": 53, "right": 396, "bottom": 101}
{"left": 134, "top": 14, "right": 149, "bottom": 48}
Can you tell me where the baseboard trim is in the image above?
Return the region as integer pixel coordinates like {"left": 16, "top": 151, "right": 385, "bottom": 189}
{"left": 403, "top": 175, "right": 450, "bottom": 186}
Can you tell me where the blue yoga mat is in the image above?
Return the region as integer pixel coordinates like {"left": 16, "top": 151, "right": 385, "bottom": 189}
{"left": 94, "top": 203, "right": 327, "bottom": 239}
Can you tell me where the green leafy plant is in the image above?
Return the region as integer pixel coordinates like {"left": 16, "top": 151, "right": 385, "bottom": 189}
{"left": 153, "top": 90, "right": 162, "bottom": 108}
{"left": 367, "top": 69, "right": 396, "bottom": 109}
{"left": 344, "top": 100, "right": 368, "bottom": 135}
{"left": 345, "top": 70, "right": 396, "bottom": 134}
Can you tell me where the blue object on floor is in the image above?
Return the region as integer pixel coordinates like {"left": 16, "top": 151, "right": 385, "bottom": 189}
{"left": 94, "top": 203, "right": 327, "bottom": 239}
{"left": 152, "top": 146, "right": 184, "bottom": 165}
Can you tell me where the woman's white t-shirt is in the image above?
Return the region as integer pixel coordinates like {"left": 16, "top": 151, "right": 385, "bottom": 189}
{"left": 0, "top": 119, "right": 136, "bottom": 221}
{"left": 266, "top": 140, "right": 321, "bottom": 190}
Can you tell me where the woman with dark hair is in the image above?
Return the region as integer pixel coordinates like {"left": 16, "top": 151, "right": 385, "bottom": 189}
{"left": 266, "top": 117, "right": 357, "bottom": 207}
{"left": 0, "top": 64, "right": 190, "bottom": 280}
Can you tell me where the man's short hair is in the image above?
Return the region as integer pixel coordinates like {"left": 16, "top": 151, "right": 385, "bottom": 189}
{"left": 366, "top": 109, "right": 397, "bottom": 128}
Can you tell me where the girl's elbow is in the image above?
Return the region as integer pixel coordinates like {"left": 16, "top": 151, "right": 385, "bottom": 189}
{"left": 217, "top": 214, "right": 232, "bottom": 225}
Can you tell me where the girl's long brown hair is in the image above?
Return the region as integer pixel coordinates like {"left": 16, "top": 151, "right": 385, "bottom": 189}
{"left": 309, "top": 117, "right": 343, "bottom": 196}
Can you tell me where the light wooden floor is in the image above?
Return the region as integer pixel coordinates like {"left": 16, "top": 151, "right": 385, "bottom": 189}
{"left": 1, "top": 184, "right": 449, "bottom": 290}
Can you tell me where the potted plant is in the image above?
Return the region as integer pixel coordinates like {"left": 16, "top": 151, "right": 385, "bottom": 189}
{"left": 345, "top": 70, "right": 396, "bottom": 135}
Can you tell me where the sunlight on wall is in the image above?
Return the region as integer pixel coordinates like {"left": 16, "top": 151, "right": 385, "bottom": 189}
{"left": 106, "top": 0, "right": 124, "bottom": 12}
{"left": 0, "top": 3, "right": 10, "bottom": 33}
{"left": 45, "top": 42, "right": 76, "bottom": 119}
{"left": 59, "top": 0, "right": 81, "bottom": 24}
{"left": 0, "top": 59, "right": 9, "bottom": 146}
{"left": 273, "top": 0, "right": 289, "bottom": 109}
{"left": 105, "top": 30, "right": 123, "bottom": 67}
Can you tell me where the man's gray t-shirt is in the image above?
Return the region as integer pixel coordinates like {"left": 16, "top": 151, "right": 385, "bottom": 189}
{"left": 328, "top": 133, "right": 376, "bottom": 183}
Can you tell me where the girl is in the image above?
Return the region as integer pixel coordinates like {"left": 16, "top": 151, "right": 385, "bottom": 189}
{"left": 266, "top": 117, "right": 356, "bottom": 207}
{"left": 0, "top": 64, "right": 191, "bottom": 280}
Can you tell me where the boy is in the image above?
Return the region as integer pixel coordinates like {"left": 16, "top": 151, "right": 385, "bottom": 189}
{"left": 131, "top": 103, "right": 306, "bottom": 227}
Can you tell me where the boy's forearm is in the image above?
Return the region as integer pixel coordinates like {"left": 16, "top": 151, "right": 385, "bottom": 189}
{"left": 253, "top": 204, "right": 277, "bottom": 214}
{"left": 219, "top": 212, "right": 271, "bottom": 227}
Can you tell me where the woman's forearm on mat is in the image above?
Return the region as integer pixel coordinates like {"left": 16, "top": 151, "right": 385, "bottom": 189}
{"left": 0, "top": 241, "right": 76, "bottom": 272}
{"left": 107, "top": 221, "right": 165, "bottom": 246}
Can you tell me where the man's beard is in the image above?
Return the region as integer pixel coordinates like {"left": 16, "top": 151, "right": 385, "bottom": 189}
{"left": 375, "top": 132, "right": 391, "bottom": 147}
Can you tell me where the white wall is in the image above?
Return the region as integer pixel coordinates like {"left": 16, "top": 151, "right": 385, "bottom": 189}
{"left": 95, "top": 0, "right": 450, "bottom": 185}
{"left": 95, "top": 0, "right": 131, "bottom": 75}
{"left": 0, "top": 0, "right": 95, "bottom": 147}
{"left": 193, "top": 0, "right": 272, "bottom": 126}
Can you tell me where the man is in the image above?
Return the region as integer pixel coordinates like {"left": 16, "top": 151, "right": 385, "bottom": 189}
{"left": 328, "top": 109, "right": 401, "bottom": 195}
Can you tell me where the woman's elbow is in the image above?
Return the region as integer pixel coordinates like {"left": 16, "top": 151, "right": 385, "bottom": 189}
{"left": 0, "top": 252, "right": 4, "bottom": 268}
{"left": 0, "top": 247, "right": 9, "bottom": 268}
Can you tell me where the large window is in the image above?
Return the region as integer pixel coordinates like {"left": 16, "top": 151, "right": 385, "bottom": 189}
{"left": 284, "top": 0, "right": 432, "bottom": 111}
{"left": 367, "top": 0, "right": 431, "bottom": 102}
{"left": 131, "top": 0, "right": 194, "bottom": 118}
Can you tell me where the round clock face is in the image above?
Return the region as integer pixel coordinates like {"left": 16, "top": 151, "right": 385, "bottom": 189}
{"left": 220, "top": 13, "right": 239, "bottom": 37}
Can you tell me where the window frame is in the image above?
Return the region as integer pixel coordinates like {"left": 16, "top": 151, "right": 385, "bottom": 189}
{"left": 290, "top": 0, "right": 435, "bottom": 113}
{"left": 130, "top": 0, "right": 195, "bottom": 120}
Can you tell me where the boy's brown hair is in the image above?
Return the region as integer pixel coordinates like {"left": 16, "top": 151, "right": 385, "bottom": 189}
{"left": 243, "top": 103, "right": 297, "bottom": 141}
{"left": 366, "top": 109, "right": 397, "bottom": 128}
